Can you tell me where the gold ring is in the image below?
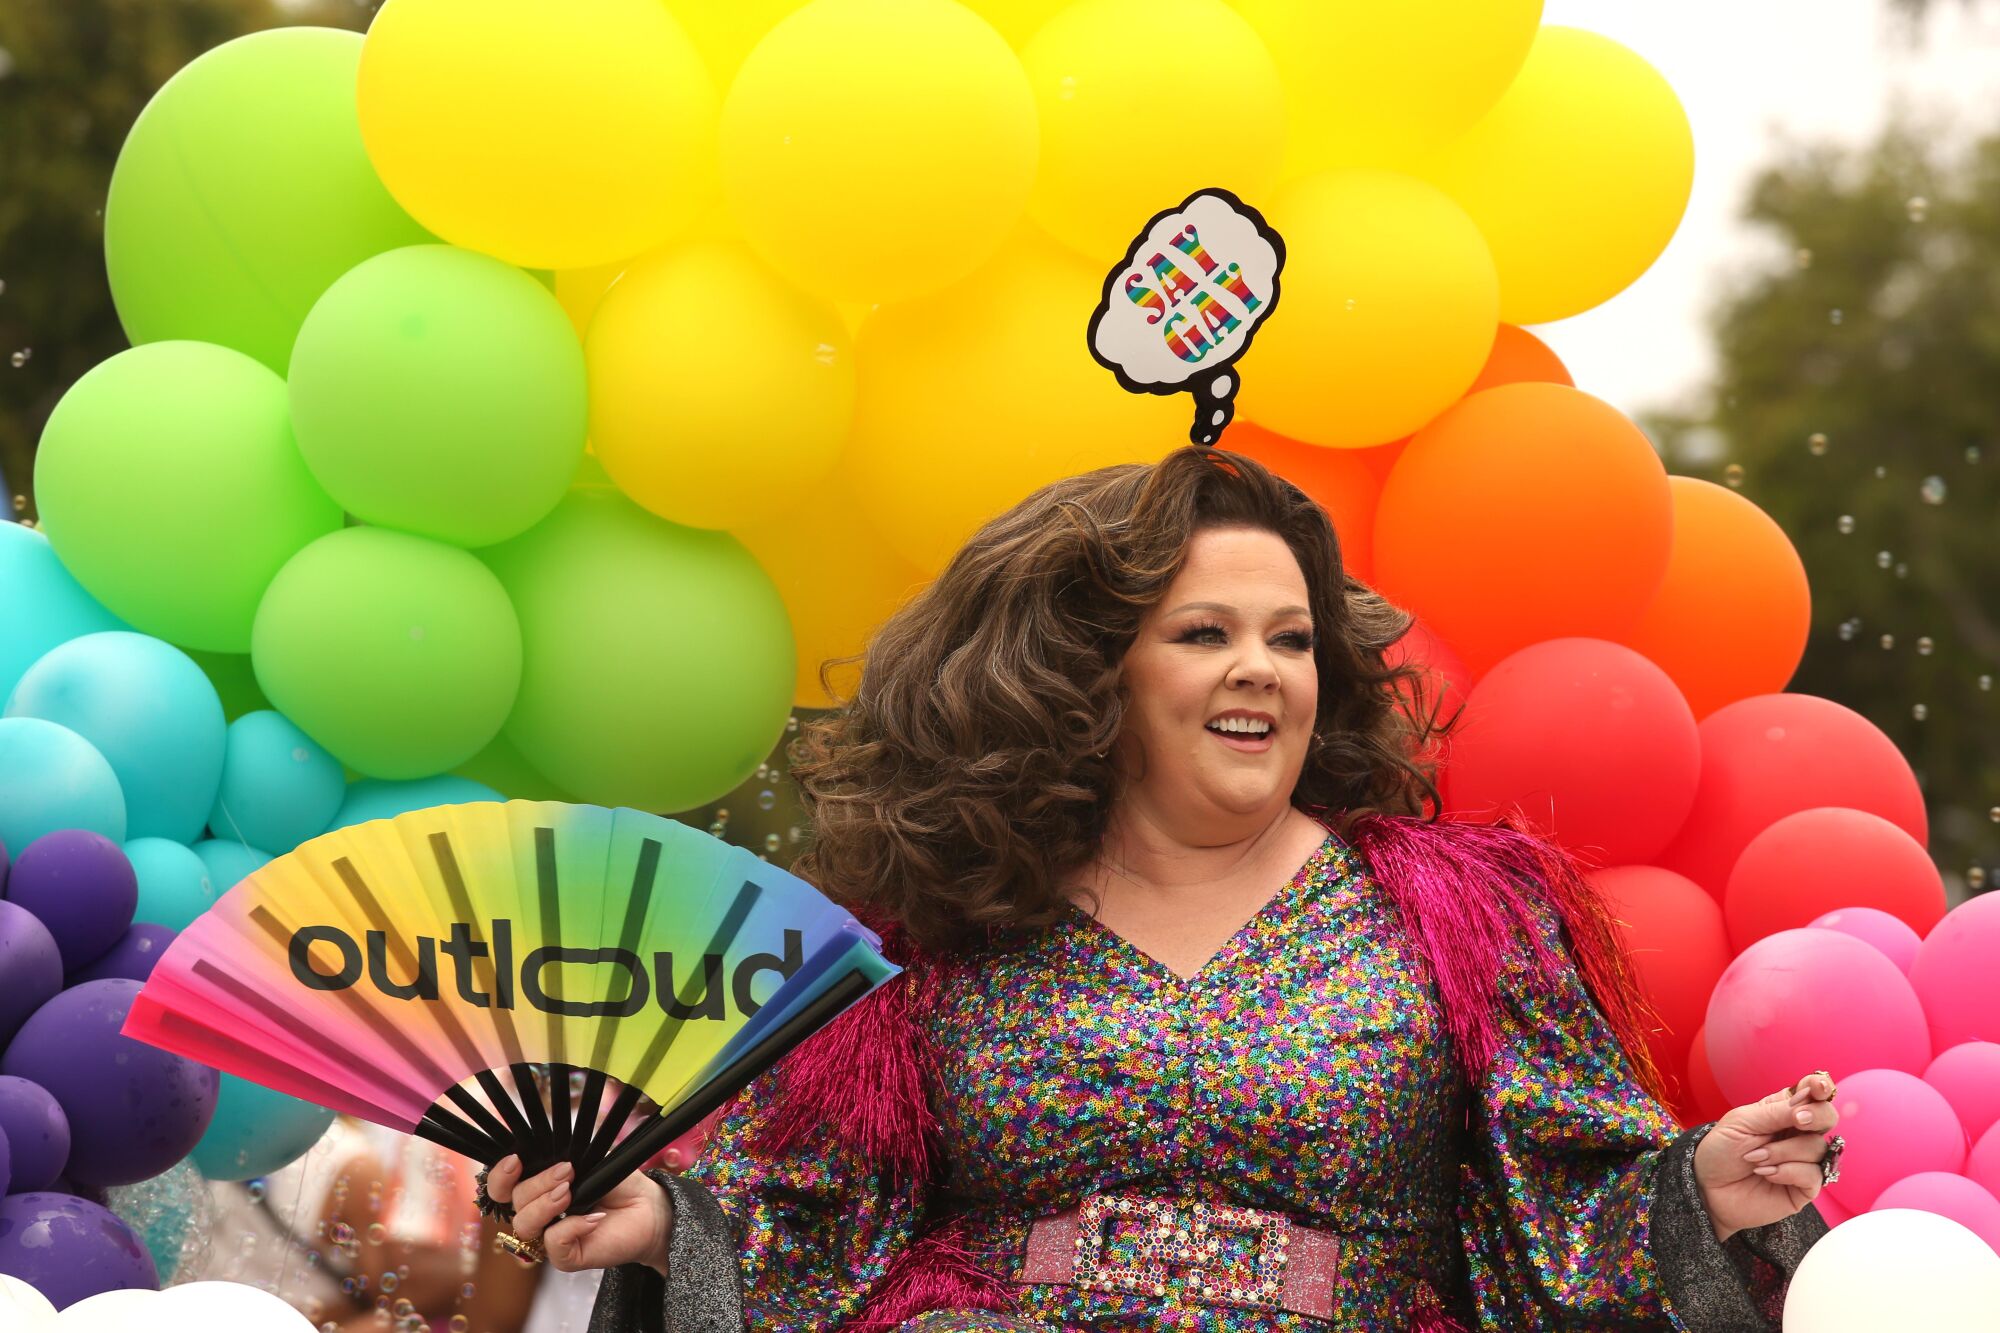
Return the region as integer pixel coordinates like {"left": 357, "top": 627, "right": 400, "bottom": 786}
{"left": 496, "top": 1229, "right": 546, "bottom": 1264}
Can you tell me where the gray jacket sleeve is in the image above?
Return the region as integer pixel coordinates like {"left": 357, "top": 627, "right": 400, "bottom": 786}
{"left": 1652, "top": 1124, "right": 1830, "bottom": 1331}
{"left": 587, "top": 1170, "right": 744, "bottom": 1333}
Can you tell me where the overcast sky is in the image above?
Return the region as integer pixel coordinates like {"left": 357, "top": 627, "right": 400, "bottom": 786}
{"left": 1532, "top": 0, "right": 2000, "bottom": 419}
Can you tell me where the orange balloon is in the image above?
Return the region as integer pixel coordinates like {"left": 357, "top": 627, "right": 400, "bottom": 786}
{"left": 1223, "top": 422, "right": 1384, "bottom": 584}
{"left": 1467, "top": 323, "right": 1572, "bottom": 394}
{"left": 1372, "top": 383, "right": 1672, "bottom": 675}
{"left": 1621, "top": 477, "right": 1810, "bottom": 719}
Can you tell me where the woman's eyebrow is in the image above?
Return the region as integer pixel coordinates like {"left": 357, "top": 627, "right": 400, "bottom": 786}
{"left": 1165, "top": 601, "right": 1312, "bottom": 619}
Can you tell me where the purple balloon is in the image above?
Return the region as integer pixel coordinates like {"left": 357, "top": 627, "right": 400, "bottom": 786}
{"left": 0, "top": 979, "right": 216, "bottom": 1189}
{"left": 67, "top": 922, "right": 177, "bottom": 985}
{"left": 0, "top": 1192, "right": 157, "bottom": 1309}
{"left": 0, "top": 1120, "right": 9, "bottom": 1197}
{"left": 0, "top": 835, "right": 10, "bottom": 895}
{"left": 4, "top": 830, "right": 137, "bottom": 973}
{"left": 0, "top": 1075, "right": 70, "bottom": 1193}
{"left": 0, "top": 900, "right": 63, "bottom": 1048}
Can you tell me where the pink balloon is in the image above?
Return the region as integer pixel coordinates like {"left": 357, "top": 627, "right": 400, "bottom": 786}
{"left": 1442, "top": 639, "right": 1700, "bottom": 867}
{"left": 1927, "top": 1043, "right": 2000, "bottom": 1144}
{"left": 1810, "top": 1190, "right": 1851, "bottom": 1229}
{"left": 1705, "top": 929, "right": 1932, "bottom": 1107}
{"left": 1725, "top": 808, "right": 1945, "bottom": 952}
{"left": 1871, "top": 1173, "right": 2000, "bottom": 1256}
{"left": 1657, "top": 694, "right": 1927, "bottom": 896}
{"left": 1970, "top": 1122, "right": 2000, "bottom": 1200}
{"left": 1811, "top": 906, "right": 1923, "bottom": 975}
{"left": 1912, "top": 893, "right": 2000, "bottom": 1051}
{"left": 1821, "top": 1069, "right": 1965, "bottom": 1213}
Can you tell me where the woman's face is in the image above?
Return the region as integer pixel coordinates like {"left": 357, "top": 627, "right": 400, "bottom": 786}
{"left": 1110, "top": 525, "right": 1319, "bottom": 841}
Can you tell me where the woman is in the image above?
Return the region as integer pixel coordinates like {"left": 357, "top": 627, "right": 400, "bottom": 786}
{"left": 488, "top": 446, "right": 1839, "bottom": 1331}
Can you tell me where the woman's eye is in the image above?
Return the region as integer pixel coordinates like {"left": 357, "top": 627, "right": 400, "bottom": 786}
{"left": 1183, "top": 627, "right": 1314, "bottom": 649}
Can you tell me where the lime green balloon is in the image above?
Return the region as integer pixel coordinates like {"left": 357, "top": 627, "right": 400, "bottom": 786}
{"left": 481, "top": 491, "right": 794, "bottom": 812}
{"left": 288, "top": 245, "right": 586, "bottom": 547}
{"left": 34, "top": 342, "right": 344, "bottom": 651}
{"left": 105, "top": 27, "right": 433, "bottom": 374}
{"left": 252, "top": 527, "right": 522, "bottom": 778}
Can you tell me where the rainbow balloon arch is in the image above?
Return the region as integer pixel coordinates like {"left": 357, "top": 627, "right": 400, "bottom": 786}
{"left": 2, "top": 0, "right": 2000, "bottom": 1322}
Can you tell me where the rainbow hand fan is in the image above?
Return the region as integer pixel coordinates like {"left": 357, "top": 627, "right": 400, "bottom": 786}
{"left": 124, "top": 801, "right": 896, "bottom": 1211}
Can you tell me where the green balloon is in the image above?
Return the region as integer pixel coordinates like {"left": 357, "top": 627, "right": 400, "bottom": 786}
{"left": 35, "top": 342, "right": 344, "bottom": 651}
{"left": 288, "top": 245, "right": 586, "bottom": 547}
{"left": 105, "top": 28, "right": 433, "bottom": 373}
{"left": 184, "top": 648, "right": 273, "bottom": 723}
{"left": 252, "top": 526, "right": 522, "bottom": 778}
{"left": 482, "top": 491, "right": 794, "bottom": 812}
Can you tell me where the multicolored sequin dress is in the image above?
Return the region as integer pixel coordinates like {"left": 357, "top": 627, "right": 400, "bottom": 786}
{"left": 589, "top": 826, "right": 1823, "bottom": 1332}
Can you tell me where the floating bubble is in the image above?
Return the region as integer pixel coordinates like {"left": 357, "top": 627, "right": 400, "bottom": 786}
{"left": 1907, "top": 195, "right": 1929, "bottom": 221}
{"left": 1808, "top": 432, "right": 1829, "bottom": 455}
{"left": 1916, "top": 636, "right": 1935, "bottom": 655}
{"left": 1980, "top": 675, "right": 1993, "bottom": 692}
{"left": 1920, "top": 475, "right": 1947, "bottom": 504}
{"left": 1724, "top": 463, "right": 1745, "bottom": 488}
{"left": 788, "top": 825, "right": 802, "bottom": 842}
{"left": 1971, "top": 867, "right": 1990, "bottom": 890}
{"left": 1880, "top": 634, "right": 1896, "bottom": 650}
{"left": 1969, "top": 445, "right": 1984, "bottom": 464}
{"left": 1896, "top": 562, "right": 1909, "bottom": 579}
{"left": 1796, "top": 248, "right": 1814, "bottom": 268}
{"left": 1829, "top": 308, "right": 1843, "bottom": 325}
{"left": 366, "top": 1222, "right": 387, "bottom": 1246}
{"left": 714, "top": 807, "right": 729, "bottom": 821}
{"left": 1838, "top": 619, "right": 1860, "bottom": 642}
{"left": 786, "top": 715, "right": 800, "bottom": 732}
{"left": 757, "top": 788, "right": 777, "bottom": 810}
{"left": 1837, "top": 514, "right": 1856, "bottom": 535}
{"left": 764, "top": 832, "right": 782, "bottom": 853}
{"left": 1876, "top": 550, "right": 1894, "bottom": 569}
{"left": 1990, "top": 807, "right": 2000, "bottom": 823}
{"left": 10, "top": 347, "right": 30, "bottom": 367}
{"left": 10, "top": 494, "right": 22, "bottom": 512}
{"left": 1911, "top": 703, "right": 1928, "bottom": 721}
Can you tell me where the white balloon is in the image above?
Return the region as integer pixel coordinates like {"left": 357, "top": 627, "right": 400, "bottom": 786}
{"left": 56, "top": 1286, "right": 158, "bottom": 1330}
{"left": 152, "top": 1280, "right": 316, "bottom": 1331}
{"left": 1784, "top": 1208, "right": 2000, "bottom": 1332}
{"left": 0, "top": 1273, "right": 59, "bottom": 1329}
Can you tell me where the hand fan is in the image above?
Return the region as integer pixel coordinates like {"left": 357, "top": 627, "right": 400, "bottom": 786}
{"left": 123, "top": 800, "right": 897, "bottom": 1212}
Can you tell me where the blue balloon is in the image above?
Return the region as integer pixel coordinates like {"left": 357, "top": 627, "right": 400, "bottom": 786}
{"left": 189, "top": 838, "right": 271, "bottom": 896}
{"left": 4, "top": 631, "right": 225, "bottom": 843}
{"left": 0, "top": 716, "right": 126, "bottom": 849}
{"left": 0, "top": 521, "right": 128, "bottom": 704}
{"left": 124, "top": 838, "right": 216, "bottom": 932}
{"left": 325, "top": 774, "right": 503, "bottom": 832}
{"left": 208, "top": 710, "right": 344, "bottom": 852}
{"left": 189, "top": 1074, "right": 334, "bottom": 1182}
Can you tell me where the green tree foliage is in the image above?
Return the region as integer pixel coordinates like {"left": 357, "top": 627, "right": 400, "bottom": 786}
{"left": 1646, "top": 124, "right": 1998, "bottom": 895}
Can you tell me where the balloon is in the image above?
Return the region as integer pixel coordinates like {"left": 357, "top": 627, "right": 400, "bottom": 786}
{"left": 288, "top": 245, "right": 586, "bottom": 547}
{"left": 4, "top": 831, "right": 136, "bottom": 975}
{"left": 482, "top": 490, "right": 795, "bottom": 811}
{"left": 0, "top": 903, "right": 63, "bottom": 1049}
{"left": 1021, "top": 0, "right": 1283, "bottom": 258}
{"left": 123, "top": 839, "right": 216, "bottom": 934}
{"left": 1873, "top": 1173, "right": 2000, "bottom": 1256}
{"left": 5, "top": 632, "right": 226, "bottom": 844}
{"left": 843, "top": 234, "right": 1184, "bottom": 573}
{"left": 1685, "top": 1026, "right": 1733, "bottom": 1125}
{"left": 101, "top": 1157, "right": 212, "bottom": 1287}
{"left": 1621, "top": 479, "right": 1810, "bottom": 720}
{"left": 1809, "top": 1190, "right": 1851, "bottom": 1229}
{"left": 0, "top": 1076, "right": 70, "bottom": 1193}
{"left": 0, "top": 1273, "right": 57, "bottom": 1325}
{"left": 720, "top": 0, "right": 1038, "bottom": 305}
{"left": 663, "top": 0, "right": 808, "bottom": 79}
{"left": 959, "top": 0, "right": 1070, "bottom": 45}
{"left": 190, "top": 1075, "right": 335, "bottom": 1182}
{"left": 32, "top": 341, "right": 343, "bottom": 652}
{"left": 182, "top": 649, "right": 271, "bottom": 723}
{"left": 1912, "top": 893, "right": 2000, "bottom": 1051}
{"left": 1705, "top": 929, "right": 1931, "bottom": 1107}
{"left": 324, "top": 775, "right": 503, "bottom": 832}
{"left": 251, "top": 527, "right": 523, "bottom": 779}
{"left": 1466, "top": 324, "right": 1573, "bottom": 394}
{"left": 1237, "top": 169, "right": 1497, "bottom": 448}
{"left": 1818, "top": 1069, "right": 1964, "bottom": 1214}
{"left": 1220, "top": 425, "right": 1385, "bottom": 584}
{"left": 157, "top": 1280, "right": 320, "bottom": 1329}
{"left": 1782, "top": 1209, "right": 2000, "bottom": 1332}
{"left": 0, "top": 1194, "right": 156, "bottom": 1310}
{"left": 1811, "top": 906, "right": 1923, "bottom": 976}
{"left": 586, "top": 240, "right": 852, "bottom": 530}
{"left": 189, "top": 840, "right": 271, "bottom": 893}
{"left": 453, "top": 733, "right": 576, "bottom": 803}
{"left": 1381, "top": 618, "right": 1472, "bottom": 733}
{"left": 1725, "top": 808, "right": 1945, "bottom": 952}
{"left": 1231, "top": 0, "right": 1541, "bottom": 176}
{"left": 1973, "top": 1122, "right": 2000, "bottom": 1201}
{"left": 1658, "top": 694, "right": 1928, "bottom": 897}
{"left": 1443, "top": 639, "right": 1700, "bottom": 866}
{"left": 357, "top": 0, "right": 716, "bottom": 270}
{"left": 1372, "top": 384, "right": 1673, "bottom": 674}
{"left": 1927, "top": 1044, "right": 2000, "bottom": 1147}
{"left": 103, "top": 28, "right": 432, "bottom": 373}
{"left": 1420, "top": 27, "right": 1693, "bottom": 325}
{"left": 0, "top": 524, "right": 127, "bottom": 705}
{"left": 57, "top": 1288, "right": 157, "bottom": 1329}
{"left": 207, "top": 711, "right": 345, "bottom": 853}
{"left": 0, "top": 719, "right": 126, "bottom": 851}
{"left": 68, "top": 923, "right": 178, "bottom": 986}
{"left": 1591, "top": 866, "right": 1731, "bottom": 1085}
{"left": 1, "top": 980, "right": 217, "bottom": 1190}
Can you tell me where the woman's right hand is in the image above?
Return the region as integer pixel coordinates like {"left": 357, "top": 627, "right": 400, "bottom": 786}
{"left": 484, "top": 1155, "right": 674, "bottom": 1277}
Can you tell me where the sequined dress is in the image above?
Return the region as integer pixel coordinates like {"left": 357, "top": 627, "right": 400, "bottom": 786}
{"left": 590, "top": 829, "right": 1823, "bottom": 1332}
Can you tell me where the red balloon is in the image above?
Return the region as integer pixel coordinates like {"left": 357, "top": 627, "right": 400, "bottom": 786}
{"left": 1724, "top": 807, "right": 1945, "bottom": 952}
{"left": 1592, "top": 865, "right": 1732, "bottom": 1089}
{"left": 1383, "top": 617, "right": 1472, "bottom": 733}
{"left": 1442, "top": 638, "right": 1700, "bottom": 866}
{"left": 1685, "top": 1026, "right": 1735, "bottom": 1125}
{"left": 1657, "top": 693, "right": 1927, "bottom": 897}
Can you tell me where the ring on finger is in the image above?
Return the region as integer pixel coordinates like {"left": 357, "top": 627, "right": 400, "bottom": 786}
{"left": 1819, "top": 1134, "right": 1846, "bottom": 1187}
{"left": 496, "top": 1229, "right": 546, "bottom": 1264}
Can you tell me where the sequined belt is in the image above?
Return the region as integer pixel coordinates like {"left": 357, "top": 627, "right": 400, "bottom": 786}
{"left": 1014, "top": 1190, "right": 1338, "bottom": 1319}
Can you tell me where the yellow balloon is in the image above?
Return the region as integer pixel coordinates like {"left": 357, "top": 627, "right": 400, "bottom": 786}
{"left": 1022, "top": 0, "right": 1284, "bottom": 259}
{"left": 1236, "top": 169, "right": 1498, "bottom": 448}
{"left": 734, "top": 468, "right": 929, "bottom": 709}
{"left": 664, "top": 0, "right": 809, "bottom": 81}
{"left": 844, "top": 230, "right": 1185, "bottom": 573}
{"left": 1231, "top": 0, "right": 1541, "bottom": 175}
{"left": 961, "top": 0, "right": 1076, "bottom": 46}
{"left": 586, "top": 240, "right": 854, "bottom": 530}
{"left": 357, "top": 0, "right": 716, "bottom": 270}
{"left": 720, "top": 0, "right": 1039, "bottom": 305}
{"left": 553, "top": 259, "right": 629, "bottom": 340}
{"left": 1420, "top": 27, "right": 1693, "bottom": 325}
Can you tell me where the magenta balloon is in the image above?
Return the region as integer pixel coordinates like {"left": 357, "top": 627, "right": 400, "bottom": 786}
{"left": 1809, "top": 1190, "right": 1851, "bottom": 1229}
{"left": 1811, "top": 906, "right": 1923, "bottom": 975}
{"left": 1871, "top": 1172, "right": 2000, "bottom": 1256}
{"left": 1927, "top": 1042, "right": 2000, "bottom": 1145}
{"left": 0, "top": 900, "right": 64, "bottom": 1048}
{"left": 1912, "top": 893, "right": 2000, "bottom": 1051}
{"left": 1820, "top": 1068, "right": 1964, "bottom": 1213}
{"left": 1971, "top": 1122, "right": 2000, "bottom": 1201}
{"left": 0, "top": 1075, "right": 70, "bottom": 1193}
{"left": 0, "top": 1192, "right": 156, "bottom": 1308}
{"left": 1705, "top": 928, "right": 1931, "bottom": 1106}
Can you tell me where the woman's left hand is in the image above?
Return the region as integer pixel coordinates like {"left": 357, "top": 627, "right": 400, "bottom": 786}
{"left": 1693, "top": 1071, "right": 1841, "bottom": 1242}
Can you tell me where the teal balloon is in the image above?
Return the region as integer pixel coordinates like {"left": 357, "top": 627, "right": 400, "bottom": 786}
{"left": 190, "top": 1075, "right": 333, "bottom": 1182}
{"left": 208, "top": 710, "right": 344, "bottom": 852}
{"left": 190, "top": 839, "right": 271, "bottom": 895}
{"left": 0, "top": 522, "right": 128, "bottom": 703}
{"left": 5, "top": 632, "right": 226, "bottom": 843}
{"left": 325, "top": 775, "right": 503, "bottom": 832}
{"left": 104, "top": 27, "right": 433, "bottom": 373}
{"left": 125, "top": 838, "right": 217, "bottom": 932}
{"left": 0, "top": 717, "right": 126, "bottom": 848}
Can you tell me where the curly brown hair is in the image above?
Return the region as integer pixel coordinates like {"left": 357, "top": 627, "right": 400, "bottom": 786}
{"left": 786, "top": 443, "right": 1453, "bottom": 953}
